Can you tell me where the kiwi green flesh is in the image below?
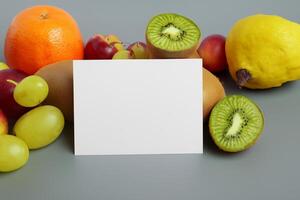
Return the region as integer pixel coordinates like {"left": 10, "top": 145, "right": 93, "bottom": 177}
{"left": 146, "top": 13, "right": 200, "bottom": 52}
{"left": 209, "top": 95, "right": 264, "bottom": 152}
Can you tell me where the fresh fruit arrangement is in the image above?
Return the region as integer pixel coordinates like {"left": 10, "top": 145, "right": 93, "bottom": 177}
{"left": 84, "top": 34, "right": 149, "bottom": 60}
{"left": 3, "top": 4, "right": 300, "bottom": 172}
{"left": 0, "top": 69, "right": 65, "bottom": 172}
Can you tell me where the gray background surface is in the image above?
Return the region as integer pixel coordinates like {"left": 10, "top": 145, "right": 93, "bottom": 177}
{"left": 0, "top": 0, "right": 300, "bottom": 199}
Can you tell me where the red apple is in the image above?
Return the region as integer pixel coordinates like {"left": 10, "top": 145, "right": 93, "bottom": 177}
{"left": 0, "top": 69, "right": 28, "bottom": 119}
{"left": 0, "top": 109, "right": 8, "bottom": 135}
{"left": 127, "top": 42, "right": 149, "bottom": 59}
{"left": 197, "top": 34, "right": 227, "bottom": 73}
{"left": 84, "top": 34, "right": 118, "bottom": 59}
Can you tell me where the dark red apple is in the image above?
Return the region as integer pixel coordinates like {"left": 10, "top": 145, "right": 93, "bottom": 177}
{"left": 84, "top": 34, "right": 118, "bottom": 59}
{"left": 127, "top": 42, "right": 149, "bottom": 59}
{"left": 197, "top": 34, "right": 227, "bottom": 73}
{"left": 0, "top": 69, "right": 28, "bottom": 119}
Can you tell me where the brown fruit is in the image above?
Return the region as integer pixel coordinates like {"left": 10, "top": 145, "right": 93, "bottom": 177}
{"left": 149, "top": 51, "right": 200, "bottom": 59}
{"left": 35, "top": 60, "right": 73, "bottom": 121}
{"left": 203, "top": 68, "right": 225, "bottom": 120}
{"left": 189, "top": 51, "right": 201, "bottom": 58}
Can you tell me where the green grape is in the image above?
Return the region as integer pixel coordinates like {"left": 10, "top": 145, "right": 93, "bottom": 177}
{"left": 13, "top": 105, "right": 65, "bottom": 149}
{"left": 112, "top": 50, "right": 134, "bottom": 59}
{"left": 0, "top": 62, "right": 9, "bottom": 71}
{"left": 0, "top": 135, "right": 29, "bottom": 172}
{"left": 13, "top": 75, "right": 49, "bottom": 107}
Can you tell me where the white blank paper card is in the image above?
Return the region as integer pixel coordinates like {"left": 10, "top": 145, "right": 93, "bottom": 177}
{"left": 73, "top": 59, "right": 202, "bottom": 155}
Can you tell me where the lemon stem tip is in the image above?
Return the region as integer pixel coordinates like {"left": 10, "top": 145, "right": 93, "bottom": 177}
{"left": 236, "top": 69, "right": 251, "bottom": 88}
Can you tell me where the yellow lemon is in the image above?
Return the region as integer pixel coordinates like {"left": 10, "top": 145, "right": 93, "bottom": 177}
{"left": 226, "top": 14, "right": 300, "bottom": 89}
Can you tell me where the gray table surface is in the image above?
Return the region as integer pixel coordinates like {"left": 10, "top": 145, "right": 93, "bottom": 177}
{"left": 1, "top": 0, "right": 300, "bottom": 199}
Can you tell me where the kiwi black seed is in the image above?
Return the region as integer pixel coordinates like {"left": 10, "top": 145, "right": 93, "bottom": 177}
{"left": 146, "top": 13, "right": 201, "bottom": 58}
{"left": 209, "top": 95, "right": 264, "bottom": 152}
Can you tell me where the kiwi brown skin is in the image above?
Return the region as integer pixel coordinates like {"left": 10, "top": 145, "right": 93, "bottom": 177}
{"left": 208, "top": 95, "right": 264, "bottom": 152}
{"left": 203, "top": 68, "right": 225, "bottom": 120}
{"left": 35, "top": 60, "right": 73, "bottom": 122}
{"left": 146, "top": 37, "right": 200, "bottom": 58}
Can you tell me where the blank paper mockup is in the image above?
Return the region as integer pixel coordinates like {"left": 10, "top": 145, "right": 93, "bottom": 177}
{"left": 73, "top": 59, "right": 202, "bottom": 155}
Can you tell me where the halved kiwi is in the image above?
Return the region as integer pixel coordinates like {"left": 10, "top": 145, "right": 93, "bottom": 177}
{"left": 146, "top": 13, "right": 201, "bottom": 58}
{"left": 209, "top": 95, "right": 264, "bottom": 152}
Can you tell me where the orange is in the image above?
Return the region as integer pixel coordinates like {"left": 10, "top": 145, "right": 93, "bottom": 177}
{"left": 4, "top": 5, "right": 84, "bottom": 74}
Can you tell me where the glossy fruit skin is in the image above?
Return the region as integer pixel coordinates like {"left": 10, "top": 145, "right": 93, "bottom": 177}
{"left": 127, "top": 42, "right": 149, "bottom": 59}
{"left": 112, "top": 50, "right": 135, "bottom": 59}
{"left": 0, "top": 109, "right": 8, "bottom": 135}
{"left": 14, "top": 75, "right": 49, "bottom": 107}
{"left": 0, "top": 135, "right": 29, "bottom": 172}
{"left": 0, "top": 69, "right": 29, "bottom": 119}
{"left": 84, "top": 34, "right": 118, "bottom": 59}
{"left": 198, "top": 34, "right": 227, "bottom": 73}
{"left": 226, "top": 14, "right": 300, "bottom": 89}
{"left": 35, "top": 60, "right": 74, "bottom": 121}
{"left": 4, "top": 5, "right": 84, "bottom": 74}
{"left": 14, "top": 105, "right": 65, "bottom": 149}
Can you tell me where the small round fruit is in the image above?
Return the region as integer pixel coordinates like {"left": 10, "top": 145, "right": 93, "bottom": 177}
{"left": 0, "top": 135, "right": 29, "bottom": 172}
{"left": 198, "top": 34, "right": 227, "bottom": 73}
{"left": 0, "top": 62, "right": 9, "bottom": 71}
{"left": 14, "top": 75, "right": 49, "bottom": 107}
{"left": 84, "top": 34, "right": 118, "bottom": 59}
{"left": 127, "top": 42, "right": 149, "bottom": 59}
{"left": 209, "top": 95, "right": 264, "bottom": 152}
{"left": 14, "top": 105, "right": 65, "bottom": 149}
{"left": 203, "top": 68, "right": 225, "bottom": 120}
{"left": 146, "top": 13, "right": 201, "bottom": 58}
{"left": 112, "top": 50, "right": 135, "bottom": 59}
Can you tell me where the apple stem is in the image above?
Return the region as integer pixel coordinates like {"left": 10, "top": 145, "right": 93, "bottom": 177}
{"left": 6, "top": 79, "right": 18, "bottom": 86}
{"left": 236, "top": 69, "right": 251, "bottom": 88}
